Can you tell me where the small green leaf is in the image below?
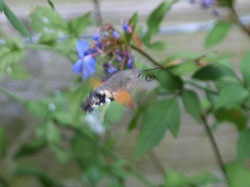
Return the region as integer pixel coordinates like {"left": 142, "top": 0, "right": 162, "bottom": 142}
{"left": 0, "top": 127, "right": 7, "bottom": 158}
{"left": 2, "top": 2, "right": 31, "bottom": 37}
{"left": 72, "top": 132, "right": 101, "bottom": 169}
{"left": 128, "top": 107, "right": 144, "bottom": 131}
{"left": 68, "top": 12, "right": 91, "bottom": 37}
{"left": 170, "top": 61, "right": 200, "bottom": 76}
{"left": 238, "top": 129, "right": 250, "bottom": 161}
{"left": 29, "top": 7, "right": 68, "bottom": 35}
{"left": 36, "top": 121, "right": 61, "bottom": 144}
{"left": 226, "top": 162, "right": 250, "bottom": 187}
{"left": 148, "top": 70, "right": 183, "bottom": 91}
{"left": 240, "top": 51, "right": 250, "bottom": 89}
{"left": 129, "top": 12, "right": 138, "bottom": 29}
{"left": 0, "top": 0, "right": 4, "bottom": 11}
{"left": 49, "top": 144, "right": 72, "bottom": 163}
{"left": 14, "top": 139, "right": 46, "bottom": 159}
{"left": 182, "top": 89, "right": 201, "bottom": 123}
{"left": 27, "top": 100, "right": 50, "bottom": 118}
{"left": 14, "top": 164, "right": 62, "bottom": 187}
{"left": 143, "top": 0, "right": 177, "bottom": 43}
{"left": 53, "top": 110, "right": 73, "bottom": 126}
{"left": 105, "top": 102, "right": 124, "bottom": 125}
{"left": 205, "top": 20, "right": 232, "bottom": 47}
{"left": 215, "top": 83, "right": 249, "bottom": 109}
{"left": 47, "top": 0, "right": 55, "bottom": 10}
{"left": 167, "top": 98, "right": 180, "bottom": 137}
{"left": 135, "top": 97, "right": 180, "bottom": 160}
{"left": 192, "top": 64, "right": 236, "bottom": 81}
{"left": 215, "top": 107, "right": 247, "bottom": 131}
{"left": 164, "top": 170, "right": 218, "bottom": 186}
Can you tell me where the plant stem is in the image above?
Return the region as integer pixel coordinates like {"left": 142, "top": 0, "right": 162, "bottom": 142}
{"left": 230, "top": 6, "right": 250, "bottom": 38}
{"left": 201, "top": 114, "right": 229, "bottom": 184}
{"left": 26, "top": 44, "right": 76, "bottom": 62}
{"left": 148, "top": 151, "right": 165, "bottom": 178}
{"left": 130, "top": 44, "right": 163, "bottom": 67}
{"left": 0, "top": 87, "right": 27, "bottom": 105}
{"left": 92, "top": 0, "right": 103, "bottom": 26}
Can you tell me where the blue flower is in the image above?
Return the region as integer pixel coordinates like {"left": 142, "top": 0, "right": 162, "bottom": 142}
{"left": 122, "top": 23, "right": 132, "bottom": 33}
{"left": 73, "top": 40, "right": 96, "bottom": 80}
{"left": 93, "top": 33, "right": 101, "bottom": 41}
{"left": 108, "top": 66, "right": 117, "bottom": 74}
{"left": 112, "top": 31, "right": 120, "bottom": 39}
{"left": 127, "top": 57, "right": 134, "bottom": 69}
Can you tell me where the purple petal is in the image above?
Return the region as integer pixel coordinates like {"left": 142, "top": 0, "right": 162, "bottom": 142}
{"left": 76, "top": 40, "right": 89, "bottom": 58}
{"left": 108, "top": 66, "right": 117, "bottom": 74}
{"left": 112, "top": 31, "right": 120, "bottom": 39}
{"left": 93, "top": 33, "right": 101, "bottom": 41}
{"left": 82, "top": 57, "right": 96, "bottom": 80}
{"left": 72, "top": 59, "right": 83, "bottom": 74}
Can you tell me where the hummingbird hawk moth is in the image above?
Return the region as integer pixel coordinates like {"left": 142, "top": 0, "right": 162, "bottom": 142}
{"left": 82, "top": 69, "right": 157, "bottom": 113}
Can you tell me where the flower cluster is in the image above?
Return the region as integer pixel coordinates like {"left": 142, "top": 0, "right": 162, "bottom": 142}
{"left": 190, "top": 0, "right": 216, "bottom": 8}
{"left": 72, "top": 22, "right": 135, "bottom": 80}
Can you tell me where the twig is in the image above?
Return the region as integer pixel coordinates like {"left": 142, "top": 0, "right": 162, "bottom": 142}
{"left": 201, "top": 114, "right": 229, "bottom": 183}
{"left": 148, "top": 151, "right": 165, "bottom": 178}
{"left": 230, "top": 7, "right": 250, "bottom": 38}
{"left": 92, "top": 0, "right": 103, "bottom": 26}
{"left": 130, "top": 44, "right": 163, "bottom": 67}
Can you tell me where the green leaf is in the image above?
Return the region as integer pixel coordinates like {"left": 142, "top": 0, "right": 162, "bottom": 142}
{"left": 128, "top": 107, "right": 144, "bottom": 131}
{"left": 14, "top": 165, "right": 62, "bottom": 187}
{"left": 164, "top": 169, "right": 219, "bottom": 187}
{"left": 72, "top": 132, "right": 101, "bottom": 169}
{"left": 240, "top": 51, "right": 250, "bottom": 89}
{"left": 135, "top": 97, "right": 180, "bottom": 160}
{"left": 226, "top": 162, "right": 250, "bottom": 187}
{"left": 29, "top": 7, "right": 68, "bottom": 35}
{"left": 27, "top": 100, "right": 50, "bottom": 118}
{"left": 14, "top": 139, "right": 46, "bottom": 159}
{"left": 0, "top": 0, "right": 4, "bottom": 11}
{"left": 68, "top": 12, "right": 91, "bottom": 37}
{"left": 0, "top": 127, "right": 7, "bottom": 158}
{"left": 182, "top": 89, "right": 201, "bottom": 123}
{"left": 47, "top": 0, "right": 55, "bottom": 10}
{"left": 69, "top": 84, "right": 91, "bottom": 123}
{"left": 205, "top": 20, "right": 232, "bottom": 47}
{"left": 192, "top": 64, "right": 236, "bottom": 81}
{"left": 215, "top": 83, "right": 249, "bottom": 109}
{"left": 129, "top": 12, "right": 138, "bottom": 29}
{"left": 143, "top": 0, "right": 177, "bottom": 43}
{"left": 145, "top": 41, "right": 167, "bottom": 51}
{"left": 36, "top": 121, "right": 61, "bottom": 144}
{"left": 148, "top": 70, "right": 183, "bottom": 91}
{"left": 2, "top": 2, "right": 31, "bottom": 37}
{"left": 214, "top": 107, "right": 247, "bottom": 131}
{"left": 169, "top": 61, "right": 200, "bottom": 76}
{"left": 105, "top": 102, "right": 124, "bottom": 125}
{"left": 238, "top": 129, "right": 250, "bottom": 161}
{"left": 167, "top": 98, "right": 180, "bottom": 137}
{"left": 49, "top": 144, "right": 72, "bottom": 163}
{"left": 53, "top": 110, "right": 73, "bottom": 126}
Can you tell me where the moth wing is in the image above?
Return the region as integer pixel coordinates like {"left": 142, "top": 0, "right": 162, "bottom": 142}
{"left": 113, "top": 89, "right": 134, "bottom": 108}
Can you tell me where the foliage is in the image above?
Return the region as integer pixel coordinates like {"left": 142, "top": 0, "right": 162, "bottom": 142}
{"left": 1, "top": 0, "right": 250, "bottom": 186}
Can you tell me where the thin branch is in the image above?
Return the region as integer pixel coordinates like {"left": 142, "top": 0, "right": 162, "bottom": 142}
{"left": 201, "top": 114, "right": 229, "bottom": 183}
{"left": 92, "top": 0, "right": 103, "bottom": 26}
{"left": 230, "top": 6, "right": 250, "bottom": 38}
{"left": 148, "top": 151, "right": 165, "bottom": 178}
{"left": 130, "top": 44, "right": 163, "bottom": 67}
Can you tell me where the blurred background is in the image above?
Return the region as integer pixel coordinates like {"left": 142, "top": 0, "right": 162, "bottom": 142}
{"left": 1, "top": 0, "right": 250, "bottom": 186}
